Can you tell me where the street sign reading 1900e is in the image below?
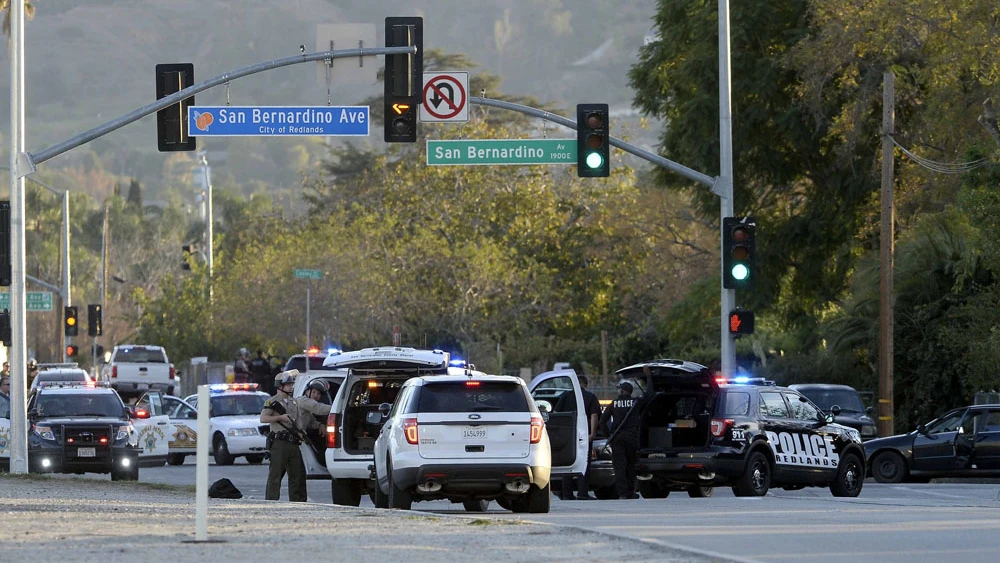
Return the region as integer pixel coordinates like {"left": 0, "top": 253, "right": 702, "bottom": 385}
{"left": 188, "top": 106, "right": 369, "bottom": 137}
{"left": 426, "top": 139, "right": 577, "bottom": 166}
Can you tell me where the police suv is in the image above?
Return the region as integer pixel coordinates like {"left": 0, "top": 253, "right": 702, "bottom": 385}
{"left": 184, "top": 383, "right": 270, "bottom": 465}
{"left": 625, "top": 360, "right": 865, "bottom": 498}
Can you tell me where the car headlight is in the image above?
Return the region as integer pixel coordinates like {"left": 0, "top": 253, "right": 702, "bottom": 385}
{"left": 228, "top": 428, "right": 258, "bottom": 437}
{"left": 115, "top": 425, "right": 132, "bottom": 441}
{"left": 33, "top": 425, "right": 55, "bottom": 440}
{"left": 861, "top": 425, "right": 877, "bottom": 437}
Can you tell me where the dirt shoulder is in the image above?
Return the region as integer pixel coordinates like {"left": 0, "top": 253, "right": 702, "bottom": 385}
{"left": 0, "top": 475, "right": 727, "bottom": 563}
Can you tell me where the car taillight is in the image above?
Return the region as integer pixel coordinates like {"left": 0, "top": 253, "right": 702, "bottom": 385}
{"left": 465, "top": 381, "right": 480, "bottom": 387}
{"left": 99, "top": 437, "right": 109, "bottom": 444}
{"left": 404, "top": 418, "right": 419, "bottom": 445}
{"left": 169, "top": 366, "right": 175, "bottom": 380}
{"left": 710, "top": 418, "right": 734, "bottom": 438}
{"left": 326, "top": 413, "right": 339, "bottom": 448}
{"left": 530, "top": 416, "right": 544, "bottom": 444}
{"left": 111, "top": 366, "right": 117, "bottom": 378}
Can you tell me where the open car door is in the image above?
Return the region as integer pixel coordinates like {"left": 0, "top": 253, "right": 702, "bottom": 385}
{"left": 132, "top": 391, "right": 170, "bottom": 467}
{"left": 0, "top": 392, "right": 10, "bottom": 470}
{"left": 529, "top": 369, "right": 588, "bottom": 477}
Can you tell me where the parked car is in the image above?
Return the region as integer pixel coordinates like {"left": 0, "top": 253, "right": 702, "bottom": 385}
{"left": 100, "top": 345, "right": 176, "bottom": 400}
{"left": 865, "top": 404, "right": 1000, "bottom": 483}
{"left": 789, "top": 384, "right": 878, "bottom": 440}
{"left": 30, "top": 365, "right": 92, "bottom": 393}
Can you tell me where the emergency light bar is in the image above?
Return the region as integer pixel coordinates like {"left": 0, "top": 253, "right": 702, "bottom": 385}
{"left": 209, "top": 383, "right": 259, "bottom": 392}
{"left": 37, "top": 381, "right": 109, "bottom": 389}
{"left": 714, "top": 376, "right": 774, "bottom": 386}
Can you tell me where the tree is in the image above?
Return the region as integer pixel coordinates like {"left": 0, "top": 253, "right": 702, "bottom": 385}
{"left": 1, "top": 0, "right": 34, "bottom": 44}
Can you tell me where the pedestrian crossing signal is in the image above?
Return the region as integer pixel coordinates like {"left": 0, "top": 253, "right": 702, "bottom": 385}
{"left": 729, "top": 310, "right": 755, "bottom": 335}
{"left": 66, "top": 344, "right": 79, "bottom": 358}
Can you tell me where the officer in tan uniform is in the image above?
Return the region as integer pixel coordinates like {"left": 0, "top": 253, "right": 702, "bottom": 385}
{"left": 260, "top": 370, "right": 331, "bottom": 501}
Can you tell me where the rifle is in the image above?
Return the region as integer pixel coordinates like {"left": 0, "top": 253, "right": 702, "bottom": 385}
{"left": 265, "top": 399, "right": 322, "bottom": 457}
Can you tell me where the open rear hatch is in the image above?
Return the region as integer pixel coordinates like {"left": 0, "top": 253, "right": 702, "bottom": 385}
{"left": 615, "top": 360, "right": 717, "bottom": 451}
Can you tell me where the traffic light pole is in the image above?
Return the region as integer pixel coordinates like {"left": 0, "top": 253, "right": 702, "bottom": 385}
{"left": 718, "top": 0, "right": 737, "bottom": 378}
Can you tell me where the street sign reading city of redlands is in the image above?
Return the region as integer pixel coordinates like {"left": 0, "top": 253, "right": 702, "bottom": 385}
{"left": 188, "top": 106, "right": 369, "bottom": 137}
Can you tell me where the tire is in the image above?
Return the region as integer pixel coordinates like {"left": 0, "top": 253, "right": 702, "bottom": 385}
{"left": 871, "top": 451, "right": 907, "bottom": 484}
{"left": 733, "top": 451, "right": 771, "bottom": 497}
{"left": 213, "top": 435, "right": 235, "bottom": 466}
{"left": 463, "top": 499, "right": 489, "bottom": 512}
{"left": 372, "top": 458, "right": 389, "bottom": 508}
{"left": 830, "top": 453, "right": 864, "bottom": 497}
{"left": 387, "top": 459, "right": 412, "bottom": 510}
{"left": 495, "top": 497, "right": 512, "bottom": 511}
{"left": 637, "top": 481, "right": 669, "bottom": 499}
{"left": 513, "top": 483, "right": 549, "bottom": 513}
{"left": 332, "top": 479, "right": 362, "bottom": 506}
{"left": 594, "top": 486, "right": 618, "bottom": 500}
{"left": 111, "top": 464, "right": 139, "bottom": 482}
{"left": 687, "top": 485, "right": 714, "bottom": 498}
{"left": 245, "top": 455, "right": 265, "bottom": 465}
{"left": 166, "top": 454, "right": 186, "bottom": 466}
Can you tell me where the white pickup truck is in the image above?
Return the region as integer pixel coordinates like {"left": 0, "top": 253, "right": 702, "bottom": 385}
{"left": 101, "top": 345, "right": 176, "bottom": 399}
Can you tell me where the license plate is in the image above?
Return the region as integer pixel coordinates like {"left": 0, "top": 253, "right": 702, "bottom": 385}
{"left": 463, "top": 427, "right": 487, "bottom": 440}
{"left": 78, "top": 447, "right": 96, "bottom": 458}
{"left": 136, "top": 383, "right": 149, "bottom": 390}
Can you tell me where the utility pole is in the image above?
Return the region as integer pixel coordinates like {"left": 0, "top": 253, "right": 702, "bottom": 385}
{"left": 199, "top": 152, "right": 214, "bottom": 303}
{"left": 102, "top": 204, "right": 109, "bottom": 344}
{"left": 718, "top": 0, "right": 736, "bottom": 378}
{"left": 62, "top": 190, "right": 71, "bottom": 362}
{"left": 878, "top": 71, "right": 895, "bottom": 437}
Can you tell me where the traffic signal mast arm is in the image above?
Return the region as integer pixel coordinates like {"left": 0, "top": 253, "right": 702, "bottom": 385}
{"left": 18, "top": 45, "right": 417, "bottom": 174}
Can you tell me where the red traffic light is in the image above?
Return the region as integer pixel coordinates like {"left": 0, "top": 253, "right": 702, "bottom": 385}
{"left": 729, "top": 310, "right": 755, "bottom": 335}
{"left": 66, "top": 344, "right": 79, "bottom": 357}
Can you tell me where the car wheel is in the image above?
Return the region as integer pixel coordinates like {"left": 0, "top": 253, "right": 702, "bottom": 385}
{"left": 245, "top": 455, "right": 265, "bottom": 465}
{"left": 387, "top": 459, "right": 412, "bottom": 510}
{"left": 166, "top": 454, "right": 186, "bottom": 466}
{"left": 734, "top": 451, "right": 771, "bottom": 497}
{"left": 830, "top": 453, "right": 864, "bottom": 497}
{"left": 373, "top": 462, "right": 390, "bottom": 509}
{"left": 593, "top": 486, "right": 618, "bottom": 500}
{"left": 213, "top": 435, "right": 235, "bottom": 466}
{"left": 687, "top": 485, "right": 713, "bottom": 498}
{"left": 637, "top": 481, "right": 669, "bottom": 499}
{"left": 871, "top": 451, "right": 907, "bottom": 484}
{"left": 495, "top": 497, "right": 512, "bottom": 511}
{"left": 524, "top": 484, "right": 550, "bottom": 513}
{"left": 332, "top": 479, "right": 362, "bottom": 506}
{"left": 463, "top": 499, "right": 489, "bottom": 512}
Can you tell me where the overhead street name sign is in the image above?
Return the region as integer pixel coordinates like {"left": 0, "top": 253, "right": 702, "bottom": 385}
{"left": 188, "top": 106, "right": 369, "bottom": 137}
{"left": 294, "top": 269, "right": 323, "bottom": 280}
{"left": 0, "top": 291, "right": 53, "bottom": 312}
{"left": 426, "top": 139, "right": 577, "bottom": 166}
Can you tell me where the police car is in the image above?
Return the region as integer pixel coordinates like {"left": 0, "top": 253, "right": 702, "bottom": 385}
{"left": 161, "top": 395, "right": 199, "bottom": 465}
{"left": 623, "top": 360, "right": 865, "bottom": 498}
{"left": 183, "top": 383, "right": 270, "bottom": 465}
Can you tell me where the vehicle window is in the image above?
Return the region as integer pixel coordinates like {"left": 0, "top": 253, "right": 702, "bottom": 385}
{"left": 37, "top": 372, "right": 88, "bottom": 383}
{"left": 209, "top": 394, "right": 267, "bottom": 416}
{"left": 388, "top": 386, "right": 412, "bottom": 418}
{"left": 984, "top": 411, "right": 1000, "bottom": 432}
{"left": 759, "top": 392, "right": 789, "bottom": 418}
{"left": 783, "top": 392, "right": 820, "bottom": 421}
{"left": 285, "top": 356, "right": 306, "bottom": 373}
{"left": 349, "top": 379, "right": 404, "bottom": 407}
{"left": 418, "top": 382, "right": 529, "bottom": 412}
{"left": 36, "top": 393, "right": 123, "bottom": 417}
{"left": 308, "top": 356, "right": 340, "bottom": 371}
{"left": 960, "top": 411, "right": 985, "bottom": 435}
{"left": 797, "top": 389, "right": 865, "bottom": 413}
{"left": 114, "top": 347, "right": 166, "bottom": 363}
{"left": 926, "top": 411, "right": 964, "bottom": 434}
{"left": 531, "top": 375, "right": 574, "bottom": 413}
{"left": 719, "top": 392, "right": 750, "bottom": 416}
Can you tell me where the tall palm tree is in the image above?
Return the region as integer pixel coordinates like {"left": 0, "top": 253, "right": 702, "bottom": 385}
{"left": 1, "top": 0, "right": 35, "bottom": 44}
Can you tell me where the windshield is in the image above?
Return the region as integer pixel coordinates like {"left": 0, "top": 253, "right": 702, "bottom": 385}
{"left": 797, "top": 389, "right": 865, "bottom": 413}
{"left": 35, "top": 394, "right": 123, "bottom": 418}
{"left": 209, "top": 394, "right": 267, "bottom": 416}
{"left": 114, "top": 347, "right": 166, "bottom": 363}
{"left": 418, "top": 382, "right": 529, "bottom": 412}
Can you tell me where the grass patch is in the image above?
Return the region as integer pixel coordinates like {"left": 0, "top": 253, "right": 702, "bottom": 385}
{"left": 0, "top": 473, "right": 195, "bottom": 494}
{"left": 468, "top": 518, "right": 493, "bottom": 526}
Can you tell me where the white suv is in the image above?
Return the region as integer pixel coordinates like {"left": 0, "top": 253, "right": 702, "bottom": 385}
{"left": 373, "top": 374, "right": 552, "bottom": 513}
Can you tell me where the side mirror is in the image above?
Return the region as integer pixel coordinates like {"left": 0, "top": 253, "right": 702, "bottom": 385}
{"left": 187, "top": 411, "right": 198, "bottom": 419}
{"left": 917, "top": 424, "right": 928, "bottom": 436}
{"left": 830, "top": 405, "right": 842, "bottom": 417}
{"left": 27, "top": 409, "right": 38, "bottom": 419}
{"left": 378, "top": 402, "right": 392, "bottom": 416}
{"left": 866, "top": 406, "right": 874, "bottom": 416}
{"left": 366, "top": 411, "right": 384, "bottom": 425}
{"left": 824, "top": 413, "right": 834, "bottom": 424}
{"left": 535, "top": 400, "right": 552, "bottom": 413}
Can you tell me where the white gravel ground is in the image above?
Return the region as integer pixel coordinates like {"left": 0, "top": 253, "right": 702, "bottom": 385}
{"left": 0, "top": 475, "right": 727, "bottom": 563}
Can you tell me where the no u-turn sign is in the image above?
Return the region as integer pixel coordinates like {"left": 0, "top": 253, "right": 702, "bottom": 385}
{"left": 420, "top": 72, "right": 469, "bottom": 123}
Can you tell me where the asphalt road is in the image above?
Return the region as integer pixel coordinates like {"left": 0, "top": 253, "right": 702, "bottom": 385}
{"left": 67, "top": 459, "right": 1000, "bottom": 563}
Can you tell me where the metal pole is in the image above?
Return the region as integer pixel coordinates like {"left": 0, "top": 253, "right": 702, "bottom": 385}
{"left": 8, "top": 0, "right": 28, "bottom": 474}
{"left": 305, "top": 285, "right": 311, "bottom": 348}
{"left": 62, "top": 190, "right": 71, "bottom": 361}
{"left": 102, "top": 205, "right": 109, "bottom": 342}
{"left": 194, "top": 384, "right": 210, "bottom": 541}
{"left": 201, "top": 154, "right": 214, "bottom": 303}
{"left": 878, "top": 71, "right": 896, "bottom": 437}
{"left": 718, "top": 0, "right": 736, "bottom": 378}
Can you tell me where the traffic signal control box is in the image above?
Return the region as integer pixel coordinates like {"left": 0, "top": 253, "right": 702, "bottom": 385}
{"left": 156, "top": 63, "right": 196, "bottom": 152}
{"left": 723, "top": 216, "right": 756, "bottom": 289}
{"left": 383, "top": 17, "right": 423, "bottom": 143}
{"left": 576, "top": 103, "right": 610, "bottom": 177}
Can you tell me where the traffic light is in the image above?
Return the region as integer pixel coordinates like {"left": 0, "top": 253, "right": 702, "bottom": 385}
{"left": 576, "top": 103, "right": 610, "bottom": 177}
{"left": 155, "top": 63, "right": 196, "bottom": 152}
{"left": 729, "top": 310, "right": 755, "bottom": 335}
{"left": 383, "top": 16, "right": 423, "bottom": 143}
{"left": 66, "top": 344, "right": 78, "bottom": 358}
{"left": 0, "top": 200, "right": 10, "bottom": 286}
{"left": 88, "top": 304, "right": 103, "bottom": 337}
{"left": 0, "top": 308, "right": 10, "bottom": 346}
{"left": 92, "top": 344, "right": 105, "bottom": 359}
{"left": 723, "top": 216, "right": 756, "bottom": 289}
{"left": 64, "top": 306, "right": 79, "bottom": 336}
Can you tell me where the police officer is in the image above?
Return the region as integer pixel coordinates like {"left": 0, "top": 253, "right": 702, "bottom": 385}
{"left": 260, "top": 369, "right": 332, "bottom": 501}
{"left": 599, "top": 367, "right": 655, "bottom": 499}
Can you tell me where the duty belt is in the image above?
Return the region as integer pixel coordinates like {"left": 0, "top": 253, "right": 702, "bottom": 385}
{"left": 272, "top": 430, "right": 302, "bottom": 445}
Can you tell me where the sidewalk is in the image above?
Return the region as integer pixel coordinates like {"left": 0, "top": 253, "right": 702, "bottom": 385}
{"left": 0, "top": 474, "right": 724, "bottom": 563}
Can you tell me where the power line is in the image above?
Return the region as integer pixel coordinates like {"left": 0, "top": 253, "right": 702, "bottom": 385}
{"left": 890, "top": 136, "right": 992, "bottom": 174}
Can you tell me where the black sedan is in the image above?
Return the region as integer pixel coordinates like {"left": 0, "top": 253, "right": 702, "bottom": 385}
{"left": 865, "top": 404, "right": 1000, "bottom": 483}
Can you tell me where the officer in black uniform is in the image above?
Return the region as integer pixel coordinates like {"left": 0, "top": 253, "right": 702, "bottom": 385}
{"left": 599, "top": 367, "right": 655, "bottom": 499}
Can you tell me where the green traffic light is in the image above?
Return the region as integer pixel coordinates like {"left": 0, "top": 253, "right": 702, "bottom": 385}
{"left": 731, "top": 263, "right": 750, "bottom": 281}
{"left": 585, "top": 151, "right": 604, "bottom": 169}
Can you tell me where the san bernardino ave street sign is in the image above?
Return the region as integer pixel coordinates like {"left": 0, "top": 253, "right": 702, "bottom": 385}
{"left": 188, "top": 106, "right": 369, "bottom": 137}
{"left": 0, "top": 291, "right": 53, "bottom": 312}
{"left": 427, "top": 139, "right": 577, "bottom": 166}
